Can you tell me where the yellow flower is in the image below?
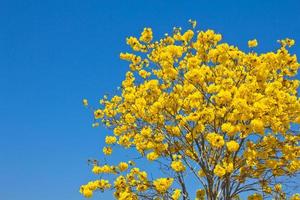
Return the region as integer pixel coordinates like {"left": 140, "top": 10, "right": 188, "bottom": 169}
{"left": 82, "top": 189, "right": 93, "bottom": 198}
{"left": 140, "top": 27, "right": 153, "bottom": 43}
{"left": 94, "top": 109, "right": 103, "bottom": 119}
{"left": 196, "top": 189, "right": 205, "bottom": 200}
{"left": 118, "top": 162, "right": 128, "bottom": 172}
{"left": 171, "top": 160, "right": 186, "bottom": 172}
{"left": 291, "top": 193, "right": 300, "bottom": 200}
{"left": 153, "top": 178, "right": 174, "bottom": 193}
{"left": 124, "top": 113, "right": 135, "bottom": 124}
{"left": 120, "top": 52, "right": 139, "bottom": 63}
{"left": 97, "top": 179, "right": 111, "bottom": 189}
{"left": 223, "top": 161, "right": 234, "bottom": 173}
{"left": 118, "top": 135, "right": 131, "bottom": 148}
{"left": 126, "top": 36, "right": 145, "bottom": 51}
{"left": 167, "top": 126, "right": 181, "bottom": 137}
{"left": 214, "top": 164, "right": 226, "bottom": 177}
{"left": 171, "top": 189, "right": 181, "bottom": 200}
{"left": 141, "top": 126, "right": 152, "bottom": 137}
{"left": 139, "top": 69, "right": 151, "bottom": 78}
{"left": 278, "top": 38, "right": 295, "bottom": 47}
{"left": 118, "top": 190, "right": 136, "bottom": 200}
{"left": 103, "top": 146, "right": 112, "bottom": 155}
{"left": 226, "top": 140, "right": 240, "bottom": 152}
{"left": 92, "top": 165, "right": 101, "bottom": 174}
{"left": 250, "top": 119, "right": 264, "bottom": 134}
{"left": 197, "top": 169, "right": 206, "bottom": 177}
{"left": 92, "top": 165, "right": 114, "bottom": 174}
{"left": 105, "top": 136, "right": 117, "bottom": 144}
{"left": 187, "top": 56, "right": 200, "bottom": 69}
{"left": 215, "top": 90, "right": 232, "bottom": 104}
{"left": 274, "top": 183, "right": 282, "bottom": 191}
{"left": 248, "top": 39, "right": 258, "bottom": 48}
{"left": 206, "top": 133, "right": 225, "bottom": 148}
{"left": 221, "top": 123, "right": 236, "bottom": 136}
{"left": 182, "top": 29, "right": 194, "bottom": 42}
{"left": 247, "top": 193, "right": 262, "bottom": 200}
{"left": 146, "top": 152, "right": 159, "bottom": 161}
{"left": 82, "top": 99, "right": 88, "bottom": 106}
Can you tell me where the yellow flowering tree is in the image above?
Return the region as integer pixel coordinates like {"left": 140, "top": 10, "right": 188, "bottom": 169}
{"left": 80, "top": 21, "right": 300, "bottom": 200}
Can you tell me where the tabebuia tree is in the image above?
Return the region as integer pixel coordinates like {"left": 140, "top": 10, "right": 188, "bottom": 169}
{"left": 80, "top": 21, "right": 300, "bottom": 200}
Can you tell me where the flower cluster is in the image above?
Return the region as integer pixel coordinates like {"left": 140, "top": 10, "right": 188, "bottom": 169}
{"left": 171, "top": 160, "right": 186, "bottom": 172}
{"left": 153, "top": 178, "right": 174, "bottom": 193}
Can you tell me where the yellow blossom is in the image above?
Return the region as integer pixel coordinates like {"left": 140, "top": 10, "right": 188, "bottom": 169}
{"left": 118, "top": 162, "right": 129, "bottom": 172}
{"left": 214, "top": 164, "right": 226, "bottom": 177}
{"left": 153, "top": 178, "right": 174, "bottom": 193}
{"left": 247, "top": 193, "right": 262, "bottom": 200}
{"left": 291, "top": 193, "right": 300, "bottom": 200}
{"left": 82, "top": 188, "right": 93, "bottom": 198}
{"left": 103, "top": 146, "right": 112, "bottom": 155}
{"left": 124, "top": 113, "right": 135, "bottom": 124}
{"left": 226, "top": 140, "right": 240, "bottom": 152}
{"left": 94, "top": 109, "right": 103, "bottom": 119}
{"left": 196, "top": 189, "right": 205, "bottom": 200}
{"left": 223, "top": 161, "right": 234, "bottom": 173}
{"left": 248, "top": 39, "right": 258, "bottom": 48}
{"left": 197, "top": 169, "right": 206, "bottom": 177}
{"left": 206, "top": 133, "right": 225, "bottom": 148}
{"left": 146, "top": 152, "right": 159, "bottom": 161}
{"left": 171, "top": 160, "right": 186, "bottom": 172}
{"left": 139, "top": 69, "right": 151, "bottom": 78}
{"left": 221, "top": 123, "right": 236, "bottom": 136}
{"left": 274, "top": 183, "right": 282, "bottom": 191}
{"left": 171, "top": 189, "right": 181, "bottom": 200}
{"left": 83, "top": 98, "right": 88, "bottom": 106}
{"left": 250, "top": 119, "right": 264, "bottom": 134}
{"left": 140, "top": 28, "right": 153, "bottom": 43}
{"left": 105, "top": 136, "right": 117, "bottom": 144}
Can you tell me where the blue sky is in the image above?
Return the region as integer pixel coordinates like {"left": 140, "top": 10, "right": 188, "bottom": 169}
{"left": 0, "top": 0, "right": 299, "bottom": 199}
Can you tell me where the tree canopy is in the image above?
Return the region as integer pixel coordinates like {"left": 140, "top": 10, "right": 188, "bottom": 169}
{"left": 80, "top": 21, "right": 300, "bottom": 200}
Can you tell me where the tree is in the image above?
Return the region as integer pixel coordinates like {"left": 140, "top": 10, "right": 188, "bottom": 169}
{"left": 80, "top": 21, "right": 300, "bottom": 200}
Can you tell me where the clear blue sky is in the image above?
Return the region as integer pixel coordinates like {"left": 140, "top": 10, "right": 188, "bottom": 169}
{"left": 0, "top": 0, "right": 299, "bottom": 199}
